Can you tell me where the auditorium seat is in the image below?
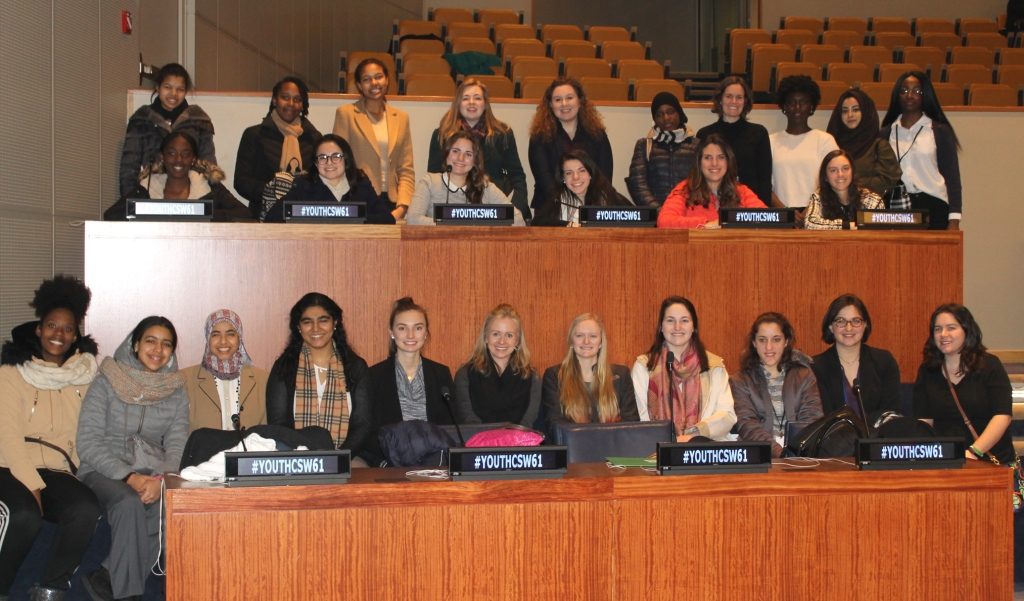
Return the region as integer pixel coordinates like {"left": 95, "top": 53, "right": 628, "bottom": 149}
{"left": 400, "top": 36, "right": 445, "bottom": 55}
{"left": 510, "top": 56, "right": 558, "bottom": 81}
{"left": 997, "top": 64, "right": 1024, "bottom": 88}
{"left": 471, "top": 74, "right": 515, "bottom": 99}
{"left": 550, "top": 39, "right": 597, "bottom": 61}
{"left": 826, "top": 16, "right": 868, "bottom": 35}
{"left": 949, "top": 46, "right": 996, "bottom": 66}
{"left": 429, "top": 7, "right": 474, "bottom": 25}
{"left": 943, "top": 63, "right": 993, "bottom": 87}
{"left": 450, "top": 36, "right": 497, "bottom": 56}
{"left": 540, "top": 24, "right": 584, "bottom": 43}
{"left": 600, "top": 40, "right": 649, "bottom": 63}
{"left": 501, "top": 37, "right": 545, "bottom": 64}
{"left": 517, "top": 75, "right": 553, "bottom": 99}
{"left": 586, "top": 25, "right": 634, "bottom": 45}
{"left": 494, "top": 23, "right": 535, "bottom": 44}
{"left": 726, "top": 28, "right": 772, "bottom": 74}
{"left": 826, "top": 62, "right": 872, "bottom": 85}
{"left": 773, "top": 62, "right": 822, "bottom": 90}
{"left": 775, "top": 29, "right": 818, "bottom": 48}
{"left": 932, "top": 81, "right": 967, "bottom": 105}
{"left": 997, "top": 47, "right": 1024, "bottom": 65}
{"left": 872, "top": 32, "right": 916, "bottom": 52}
{"left": 817, "top": 80, "right": 849, "bottom": 105}
{"left": 579, "top": 76, "right": 629, "bottom": 101}
{"left": 799, "top": 44, "right": 845, "bottom": 68}
{"left": 781, "top": 16, "right": 824, "bottom": 34}
{"left": 397, "top": 19, "right": 442, "bottom": 39}
{"left": 553, "top": 420, "right": 673, "bottom": 464}
{"left": 400, "top": 53, "right": 451, "bottom": 77}
{"left": 341, "top": 51, "right": 398, "bottom": 94}
{"left": 615, "top": 58, "right": 665, "bottom": 80}
{"left": 902, "top": 46, "right": 947, "bottom": 72}
{"left": 967, "top": 83, "right": 1017, "bottom": 106}
{"left": 821, "top": 30, "right": 864, "bottom": 50}
{"left": 477, "top": 8, "right": 522, "bottom": 28}
{"left": 966, "top": 32, "right": 1008, "bottom": 52}
{"left": 913, "top": 17, "right": 956, "bottom": 35}
{"left": 402, "top": 72, "right": 455, "bottom": 96}
{"left": 870, "top": 17, "right": 912, "bottom": 34}
{"left": 563, "top": 57, "right": 612, "bottom": 79}
{"left": 849, "top": 45, "right": 894, "bottom": 68}
{"left": 750, "top": 43, "right": 797, "bottom": 91}
{"left": 917, "top": 32, "right": 962, "bottom": 51}
{"left": 877, "top": 62, "right": 921, "bottom": 82}
{"left": 858, "top": 81, "right": 895, "bottom": 106}
{"left": 447, "top": 21, "right": 488, "bottom": 40}
{"left": 957, "top": 17, "right": 999, "bottom": 34}
{"left": 632, "top": 78, "right": 685, "bottom": 102}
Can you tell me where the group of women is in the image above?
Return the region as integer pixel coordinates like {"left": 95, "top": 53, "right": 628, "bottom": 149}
{"left": 2, "top": 272, "right": 1012, "bottom": 599}
{"left": 109, "top": 62, "right": 961, "bottom": 231}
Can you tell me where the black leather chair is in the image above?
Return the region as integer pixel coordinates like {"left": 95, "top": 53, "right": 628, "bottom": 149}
{"left": 554, "top": 420, "right": 673, "bottom": 463}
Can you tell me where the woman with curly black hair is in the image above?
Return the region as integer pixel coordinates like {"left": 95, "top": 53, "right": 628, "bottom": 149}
{"left": 0, "top": 276, "right": 101, "bottom": 600}
{"left": 769, "top": 75, "right": 838, "bottom": 210}
{"left": 265, "top": 293, "right": 372, "bottom": 461}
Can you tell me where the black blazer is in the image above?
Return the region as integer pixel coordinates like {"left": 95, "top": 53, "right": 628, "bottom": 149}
{"left": 812, "top": 344, "right": 901, "bottom": 423}
{"left": 265, "top": 350, "right": 372, "bottom": 455}
{"left": 364, "top": 356, "right": 454, "bottom": 465}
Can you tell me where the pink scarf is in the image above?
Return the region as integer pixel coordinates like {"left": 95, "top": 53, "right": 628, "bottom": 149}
{"left": 647, "top": 345, "right": 701, "bottom": 435}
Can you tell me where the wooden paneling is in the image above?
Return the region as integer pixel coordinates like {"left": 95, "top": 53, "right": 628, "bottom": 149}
{"left": 84, "top": 223, "right": 962, "bottom": 378}
{"left": 165, "top": 461, "right": 1011, "bottom": 601}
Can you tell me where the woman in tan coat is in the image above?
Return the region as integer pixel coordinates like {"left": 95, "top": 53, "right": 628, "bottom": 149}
{"left": 333, "top": 58, "right": 415, "bottom": 223}
{"left": 182, "top": 309, "right": 267, "bottom": 432}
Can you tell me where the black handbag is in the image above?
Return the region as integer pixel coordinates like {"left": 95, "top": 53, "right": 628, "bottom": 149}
{"left": 787, "top": 406, "right": 868, "bottom": 458}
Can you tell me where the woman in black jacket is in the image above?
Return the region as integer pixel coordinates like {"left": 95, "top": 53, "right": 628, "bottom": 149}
{"left": 365, "top": 297, "right": 454, "bottom": 465}
{"left": 234, "top": 76, "right": 321, "bottom": 220}
{"left": 626, "top": 92, "right": 697, "bottom": 209}
{"left": 266, "top": 293, "right": 371, "bottom": 463}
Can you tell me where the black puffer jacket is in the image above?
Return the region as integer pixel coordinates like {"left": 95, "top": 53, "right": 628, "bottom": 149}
{"left": 626, "top": 130, "right": 698, "bottom": 208}
{"left": 1, "top": 321, "right": 99, "bottom": 366}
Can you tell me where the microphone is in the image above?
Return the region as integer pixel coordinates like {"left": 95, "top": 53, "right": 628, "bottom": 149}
{"left": 231, "top": 413, "right": 248, "bottom": 452}
{"left": 852, "top": 378, "right": 871, "bottom": 437}
{"left": 445, "top": 164, "right": 453, "bottom": 205}
{"left": 439, "top": 386, "right": 465, "bottom": 447}
{"left": 666, "top": 351, "right": 678, "bottom": 439}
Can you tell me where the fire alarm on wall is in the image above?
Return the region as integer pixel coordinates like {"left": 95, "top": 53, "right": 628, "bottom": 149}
{"left": 122, "top": 10, "right": 133, "bottom": 34}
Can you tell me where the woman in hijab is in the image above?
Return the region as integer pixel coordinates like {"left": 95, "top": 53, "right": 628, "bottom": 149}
{"left": 825, "top": 87, "right": 902, "bottom": 198}
{"left": 0, "top": 276, "right": 101, "bottom": 600}
{"left": 182, "top": 309, "right": 267, "bottom": 433}
{"left": 76, "top": 316, "right": 189, "bottom": 601}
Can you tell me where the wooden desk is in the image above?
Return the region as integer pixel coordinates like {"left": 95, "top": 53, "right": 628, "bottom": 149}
{"left": 84, "top": 223, "right": 961, "bottom": 378}
{"left": 165, "top": 461, "right": 1010, "bottom": 600}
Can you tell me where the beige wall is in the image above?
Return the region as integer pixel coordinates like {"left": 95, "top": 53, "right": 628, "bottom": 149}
{"left": 755, "top": 0, "right": 1006, "bottom": 28}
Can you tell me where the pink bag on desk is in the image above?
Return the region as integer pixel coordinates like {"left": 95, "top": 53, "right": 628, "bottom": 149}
{"left": 465, "top": 425, "right": 544, "bottom": 448}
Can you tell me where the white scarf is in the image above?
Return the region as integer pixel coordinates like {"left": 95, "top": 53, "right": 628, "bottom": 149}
{"left": 16, "top": 352, "right": 99, "bottom": 390}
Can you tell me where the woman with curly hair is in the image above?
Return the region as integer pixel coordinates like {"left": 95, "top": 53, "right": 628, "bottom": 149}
{"left": 533, "top": 150, "right": 630, "bottom": 227}
{"left": 804, "top": 149, "right": 885, "bottom": 230}
{"left": 913, "top": 304, "right": 1013, "bottom": 464}
{"left": 265, "top": 293, "right": 372, "bottom": 460}
{"left": 527, "top": 77, "right": 613, "bottom": 214}
{"left": 769, "top": 75, "right": 838, "bottom": 210}
{"left": 407, "top": 131, "right": 524, "bottom": 225}
{"left": 427, "top": 78, "right": 530, "bottom": 219}
{"left": 0, "top": 276, "right": 101, "bottom": 600}
{"left": 657, "top": 135, "right": 765, "bottom": 229}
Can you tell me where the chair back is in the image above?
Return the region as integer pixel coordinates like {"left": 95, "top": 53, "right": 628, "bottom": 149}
{"left": 554, "top": 420, "right": 673, "bottom": 463}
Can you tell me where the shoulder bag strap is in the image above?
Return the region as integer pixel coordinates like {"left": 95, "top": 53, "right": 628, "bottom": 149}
{"left": 23, "top": 437, "right": 78, "bottom": 475}
{"left": 942, "top": 364, "right": 1000, "bottom": 465}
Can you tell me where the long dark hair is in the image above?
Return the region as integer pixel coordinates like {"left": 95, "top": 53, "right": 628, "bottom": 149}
{"left": 442, "top": 131, "right": 488, "bottom": 204}
{"left": 306, "top": 134, "right": 369, "bottom": 185}
{"left": 685, "top": 135, "right": 742, "bottom": 209}
{"left": 816, "top": 149, "right": 867, "bottom": 219}
{"left": 739, "top": 312, "right": 795, "bottom": 373}
{"left": 267, "top": 76, "right": 310, "bottom": 118}
{"left": 278, "top": 292, "right": 358, "bottom": 375}
{"left": 820, "top": 293, "right": 873, "bottom": 344}
{"left": 881, "top": 71, "right": 960, "bottom": 150}
{"left": 552, "top": 149, "right": 619, "bottom": 207}
{"left": 644, "top": 296, "right": 709, "bottom": 372}
{"left": 922, "top": 303, "right": 986, "bottom": 375}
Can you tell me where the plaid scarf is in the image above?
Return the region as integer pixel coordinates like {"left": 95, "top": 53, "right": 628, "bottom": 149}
{"left": 293, "top": 343, "right": 349, "bottom": 448}
{"left": 647, "top": 345, "right": 701, "bottom": 435}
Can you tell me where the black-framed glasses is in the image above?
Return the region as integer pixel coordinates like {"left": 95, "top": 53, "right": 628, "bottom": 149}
{"left": 832, "top": 317, "right": 866, "bottom": 329}
{"left": 315, "top": 153, "right": 344, "bottom": 164}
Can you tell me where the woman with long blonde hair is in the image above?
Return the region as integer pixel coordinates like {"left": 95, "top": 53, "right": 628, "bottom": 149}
{"left": 542, "top": 313, "right": 637, "bottom": 435}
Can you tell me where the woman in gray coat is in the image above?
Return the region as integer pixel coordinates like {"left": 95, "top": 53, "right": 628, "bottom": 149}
{"left": 76, "top": 316, "right": 188, "bottom": 601}
{"left": 729, "top": 312, "right": 823, "bottom": 458}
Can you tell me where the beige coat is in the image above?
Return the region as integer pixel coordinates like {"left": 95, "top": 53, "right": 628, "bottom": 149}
{"left": 182, "top": 364, "right": 268, "bottom": 433}
{"left": 332, "top": 99, "right": 415, "bottom": 207}
{"left": 0, "top": 364, "right": 89, "bottom": 491}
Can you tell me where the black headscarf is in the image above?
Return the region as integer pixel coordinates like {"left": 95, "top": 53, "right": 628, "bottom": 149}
{"left": 826, "top": 88, "right": 879, "bottom": 160}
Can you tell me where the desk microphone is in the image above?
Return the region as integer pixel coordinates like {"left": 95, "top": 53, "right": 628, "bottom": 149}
{"left": 852, "top": 378, "right": 871, "bottom": 437}
{"left": 666, "top": 351, "right": 678, "bottom": 438}
{"left": 231, "top": 413, "right": 248, "bottom": 452}
{"left": 445, "top": 165, "right": 453, "bottom": 205}
{"left": 439, "top": 386, "right": 465, "bottom": 447}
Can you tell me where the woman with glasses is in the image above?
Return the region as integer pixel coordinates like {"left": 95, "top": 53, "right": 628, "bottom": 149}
{"left": 811, "top": 294, "right": 901, "bottom": 424}
{"left": 265, "top": 134, "right": 379, "bottom": 222}
{"left": 880, "top": 71, "right": 962, "bottom": 230}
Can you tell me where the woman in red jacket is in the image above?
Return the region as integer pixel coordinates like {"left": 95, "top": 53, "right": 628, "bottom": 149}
{"left": 657, "top": 134, "right": 765, "bottom": 229}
